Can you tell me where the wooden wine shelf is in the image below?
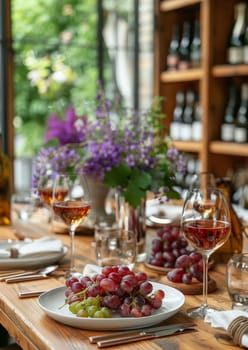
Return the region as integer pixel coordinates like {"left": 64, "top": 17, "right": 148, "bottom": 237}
{"left": 212, "top": 64, "right": 248, "bottom": 78}
{"left": 155, "top": 0, "right": 248, "bottom": 177}
{"left": 170, "top": 140, "right": 202, "bottom": 152}
{"left": 160, "top": 0, "right": 202, "bottom": 12}
{"left": 160, "top": 68, "right": 202, "bottom": 82}
{"left": 209, "top": 141, "right": 248, "bottom": 157}
{"left": 171, "top": 141, "right": 248, "bottom": 157}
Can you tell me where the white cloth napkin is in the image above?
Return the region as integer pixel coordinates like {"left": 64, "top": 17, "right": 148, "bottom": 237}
{"left": 205, "top": 309, "right": 248, "bottom": 348}
{"left": 82, "top": 263, "right": 101, "bottom": 277}
{"left": 0, "top": 237, "right": 63, "bottom": 258}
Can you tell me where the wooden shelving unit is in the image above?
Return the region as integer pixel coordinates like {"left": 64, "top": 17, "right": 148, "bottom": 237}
{"left": 160, "top": 68, "right": 202, "bottom": 82}
{"left": 212, "top": 64, "right": 248, "bottom": 77}
{"left": 154, "top": 0, "right": 248, "bottom": 178}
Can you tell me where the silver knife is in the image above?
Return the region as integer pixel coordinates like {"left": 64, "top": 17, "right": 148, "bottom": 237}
{"left": 6, "top": 274, "right": 48, "bottom": 283}
{"left": 18, "top": 290, "right": 46, "bottom": 298}
{"left": 89, "top": 322, "right": 195, "bottom": 344}
{"left": 96, "top": 325, "right": 196, "bottom": 348}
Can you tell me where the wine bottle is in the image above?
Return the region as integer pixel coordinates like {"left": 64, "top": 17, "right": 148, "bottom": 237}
{"left": 234, "top": 83, "right": 248, "bottom": 143}
{"left": 166, "top": 24, "right": 180, "bottom": 71}
{"left": 178, "top": 21, "right": 191, "bottom": 70}
{"left": 192, "top": 94, "right": 202, "bottom": 141}
{"left": 227, "top": 2, "right": 246, "bottom": 64}
{"left": 0, "top": 151, "right": 11, "bottom": 225}
{"left": 181, "top": 90, "right": 195, "bottom": 141}
{"left": 184, "top": 157, "right": 197, "bottom": 188}
{"left": 190, "top": 20, "right": 201, "bottom": 68}
{"left": 170, "top": 91, "right": 184, "bottom": 140}
{"left": 213, "top": 177, "right": 243, "bottom": 264}
{"left": 220, "top": 85, "right": 239, "bottom": 142}
{"left": 243, "top": 14, "right": 248, "bottom": 63}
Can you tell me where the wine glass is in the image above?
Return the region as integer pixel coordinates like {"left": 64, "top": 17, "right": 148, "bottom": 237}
{"left": 52, "top": 173, "right": 91, "bottom": 277}
{"left": 189, "top": 171, "right": 216, "bottom": 191}
{"left": 37, "top": 169, "right": 57, "bottom": 222}
{"left": 181, "top": 187, "right": 231, "bottom": 318}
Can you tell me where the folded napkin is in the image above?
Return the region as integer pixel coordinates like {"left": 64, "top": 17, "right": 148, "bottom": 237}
{"left": 205, "top": 309, "right": 248, "bottom": 348}
{"left": 0, "top": 237, "right": 63, "bottom": 258}
{"left": 82, "top": 263, "right": 102, "bottom": 277}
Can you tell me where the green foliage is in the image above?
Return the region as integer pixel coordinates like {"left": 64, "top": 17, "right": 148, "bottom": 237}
{"left": 12, "top": 0, "right": 99, "bottom": 155}
{"left": 104, "top": 163, "right": 152, "bottom": 208}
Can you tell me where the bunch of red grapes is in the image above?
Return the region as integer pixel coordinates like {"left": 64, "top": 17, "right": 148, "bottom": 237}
{"left": 64, "top": 265, "right": 165, "bottom": 318}
{"left": 148, "top": 225, "right": 205, "bottom": 284}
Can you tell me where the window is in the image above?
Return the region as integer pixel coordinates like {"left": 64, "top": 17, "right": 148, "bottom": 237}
{"left": 1, "top": 0, "right": 154, "bottom": 191}
{"left": 0, "top": 1, "right": 13, "bottom": 157}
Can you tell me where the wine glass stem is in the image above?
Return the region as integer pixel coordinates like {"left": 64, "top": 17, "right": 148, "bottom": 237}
{"left": 202, "top": 253, "right": 210, "bottom": 310}
{"left": 69, "top": 228, "right": 75, "bottom": 273}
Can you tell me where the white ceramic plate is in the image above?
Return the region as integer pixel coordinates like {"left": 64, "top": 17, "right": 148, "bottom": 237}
{"left": 38, "top": 282, "right": 185, "bottom": 330}
{"left": 0, "top": 240, "right": 68, "bottom": 269}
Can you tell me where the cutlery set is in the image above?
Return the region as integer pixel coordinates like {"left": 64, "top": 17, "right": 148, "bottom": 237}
{"left": 0, "top": 265, "right": 197, "bottom": 345}
{"left": 0, "top": 264, "right": 59, "bottom": 282}
{"left": 89, "top": 322, "right": 196, "bottom": 347}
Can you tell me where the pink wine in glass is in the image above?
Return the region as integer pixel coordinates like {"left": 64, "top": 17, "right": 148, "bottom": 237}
{"left": 53, "top": 200, "right": 91, "bottom": 228}
{"left": 39, "top": 187, "right": 68, "bottom": 206}
{"left": 183, "top": 219, "right": 231, "bottom": 252}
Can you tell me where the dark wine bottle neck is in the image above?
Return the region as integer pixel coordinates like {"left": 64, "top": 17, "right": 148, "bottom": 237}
{"left": 173, "top": 91, "right": 184, "bottom": 122}
{"left": 228, "top": 2, "right": 246, "bottom": 64}
{"left": 170, "top": 24, "right": 179, "bottom": 52}
{"left": 178, "top": 22, "right": 191, "bottom": 69}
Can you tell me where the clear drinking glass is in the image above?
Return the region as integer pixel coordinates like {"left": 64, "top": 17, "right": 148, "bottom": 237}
{"left": 227, "top": 253, "right": 248, "bottom": 310}
{"left": 94, "top": 225, "right": 136, "bottom": 270}
{"left": 181, "top": 187, "right": 231, "bottom": 318}
{"left": 52, "top": 173, "right": 91, "bottom": 277}
{"left": 11, "top": 191, "right": 38, "bottom": 221}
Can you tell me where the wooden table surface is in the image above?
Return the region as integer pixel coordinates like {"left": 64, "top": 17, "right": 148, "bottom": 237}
{"left": 0, "top": 223, "right": 243, "bottom": 350}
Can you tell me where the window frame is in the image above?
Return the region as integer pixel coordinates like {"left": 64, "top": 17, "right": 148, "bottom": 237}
{"left": 0, "top": 0, "right": 14, "bottom": 191}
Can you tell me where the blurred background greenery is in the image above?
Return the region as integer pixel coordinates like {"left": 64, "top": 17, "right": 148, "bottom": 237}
{"left": 13, "top": 0, "right": 149, "bottom": 157}
{"left": 12, "top": 0, "right": 99, "bottom": 156}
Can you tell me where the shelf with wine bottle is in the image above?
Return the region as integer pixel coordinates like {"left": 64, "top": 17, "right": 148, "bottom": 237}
{"left": 212, "top": 64, "right": 248, "bottom": 77}
{"left": 155, "top": 0, "right": 248, "bottom": 181}
{"left": 209, "top": 141, "right": 248, "bottom": 156}
{"left": 160, "top": 68, "right": 202, "bottom": 82}
{"left": 170, "top": 140, "right": 202, "bottom": 153}
{"left": 160, "top": 0, "right": 202, "bottom": 12}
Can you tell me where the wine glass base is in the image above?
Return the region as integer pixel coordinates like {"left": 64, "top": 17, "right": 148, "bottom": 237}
{"left": 186, "top": 305, "right": 219, "bottom": 319}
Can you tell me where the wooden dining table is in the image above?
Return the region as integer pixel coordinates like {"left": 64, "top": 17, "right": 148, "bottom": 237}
{"left": 0, "top": 222, "right": 244, "bottom": 350}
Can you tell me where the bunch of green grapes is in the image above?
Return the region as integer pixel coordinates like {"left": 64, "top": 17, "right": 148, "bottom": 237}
{"left": 68, "top": 296, "right": 112, "bottom": 318}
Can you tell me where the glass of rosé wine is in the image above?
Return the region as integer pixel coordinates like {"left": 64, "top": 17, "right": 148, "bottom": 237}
{"left": 37, "top": 169, "right": 67, "bottom": 222}
{"left": 181, "top": 187, "right": 231, "bottom": 318}
{"left": 52, "top": 173, "right": 91, "bottom": 277}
